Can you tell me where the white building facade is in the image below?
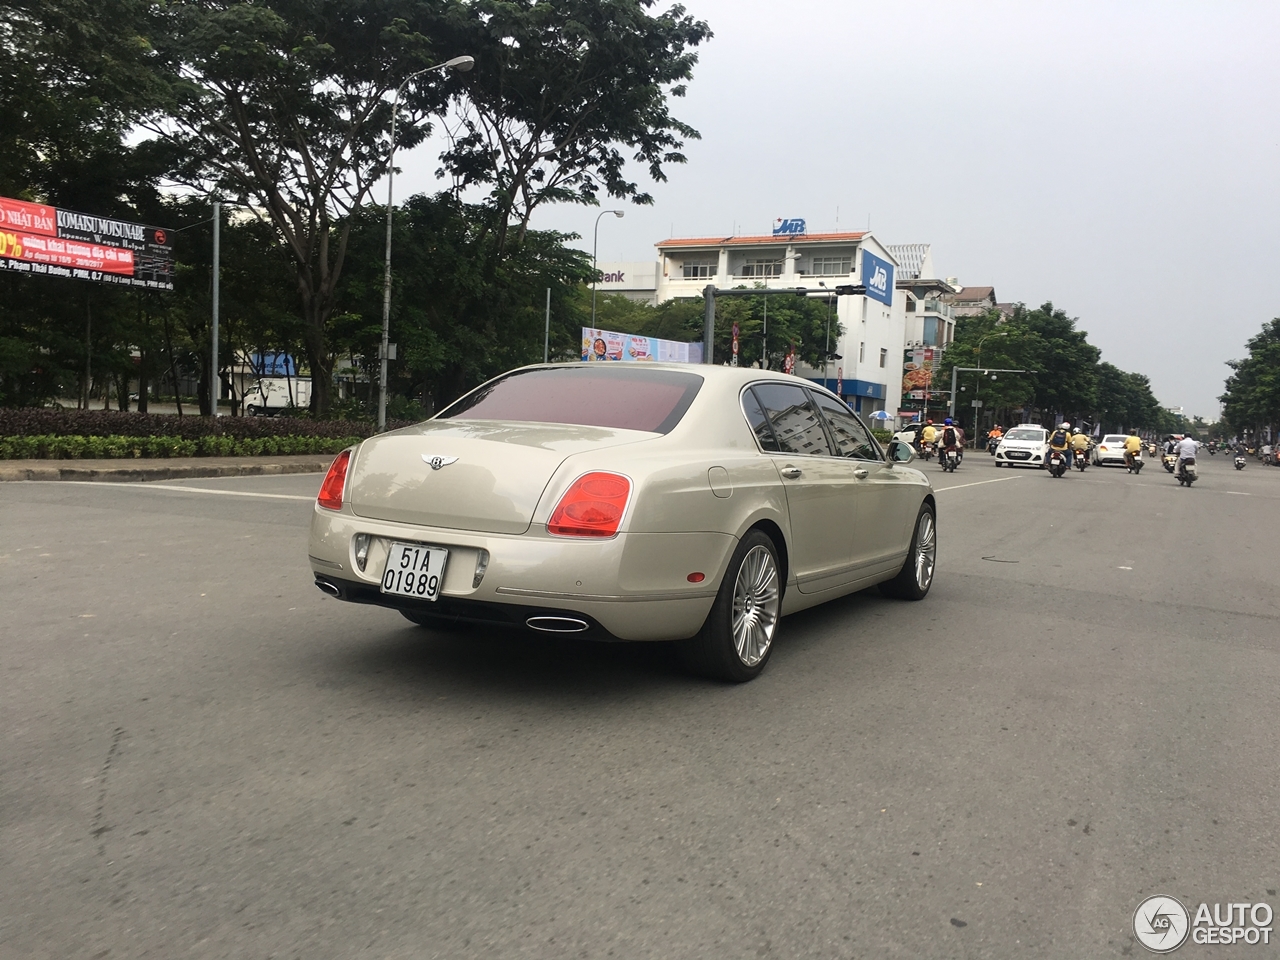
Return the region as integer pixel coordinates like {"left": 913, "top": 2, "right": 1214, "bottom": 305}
{"left": 598, "top": 229, "right": 906, "bottom": 417}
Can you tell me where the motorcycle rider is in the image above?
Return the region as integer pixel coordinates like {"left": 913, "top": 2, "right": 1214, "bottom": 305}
{"left": 1070, "top": 427, "right": 1091, "bottom": 464}
{"left": 920, "top": 419, "right": 938, "bottom": 453}
{"left": 1123, "top": 429, "right": 1143, "bottom": 469}
{"left": 987, "top": 423, "right": 1004, "bottom": 454}
{"left": 939, "top": 418, "right": 962, "bottom": 465}
{"left": 1048, "top": 421, "right": 1072, "bottom": 470}
{"left": 1174, "top": 434, "right": 1199, "bottom": 479}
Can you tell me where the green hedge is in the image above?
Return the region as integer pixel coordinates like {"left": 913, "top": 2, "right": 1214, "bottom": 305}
{"left": 0, "top": 434, "right": 361, "bottom": 460}
{"left": 871, "top": 428, "right": 893, "bottom": 444}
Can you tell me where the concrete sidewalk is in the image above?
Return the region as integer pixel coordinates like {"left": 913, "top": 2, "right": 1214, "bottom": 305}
{"left": 0, "top": 455, "right": 334, "bottom": 482}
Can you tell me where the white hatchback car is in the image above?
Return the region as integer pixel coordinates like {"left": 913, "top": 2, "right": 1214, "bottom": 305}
{"left": 1092, "top": 435, "right": 1130, "bottom": 466}
{"left": 994, "top": 425, "right": 1049, "bottom": 468}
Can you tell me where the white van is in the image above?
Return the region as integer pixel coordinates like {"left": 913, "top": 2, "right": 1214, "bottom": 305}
{"left": 243, "top": 377, "right": 311, "bottom": 416}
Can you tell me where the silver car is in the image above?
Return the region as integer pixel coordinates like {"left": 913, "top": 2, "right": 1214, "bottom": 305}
{"left": 309, "top": 364, "right": 936, "bottom": 681}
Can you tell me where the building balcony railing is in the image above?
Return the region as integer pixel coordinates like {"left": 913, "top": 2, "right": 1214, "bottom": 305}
{"left": 909, "top": 299, "right": 953, "bottom": 318}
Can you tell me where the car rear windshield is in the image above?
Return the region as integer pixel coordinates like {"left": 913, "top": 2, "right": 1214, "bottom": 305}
{"left": 436, "top": 367, "right": 704, "bottom": 434}
{"left": 1005, "top": 428, "right": 1044, "bottom": 441}
{"left": 1103, "top": 436, "right": 1127, "bottom": 444}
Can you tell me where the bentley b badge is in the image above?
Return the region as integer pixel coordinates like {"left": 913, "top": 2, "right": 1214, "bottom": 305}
{"left": 422, "top": 455, "right": 459, "bottom": 471}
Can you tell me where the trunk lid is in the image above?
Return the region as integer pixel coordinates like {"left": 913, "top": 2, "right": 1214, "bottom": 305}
{"left": 346, "top": 421, "right": 654, "bottom": 534}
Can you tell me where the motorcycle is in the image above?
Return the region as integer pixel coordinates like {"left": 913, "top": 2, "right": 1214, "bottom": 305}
{"left": 942, "top": 447, "right": 960, "bottom": 472}
{"left": 1048, "top": 449, "right": 1068, "bottom": 478}
{"left": 920, "top": 441, "right": 934, "bottom": 462}
{"left": 987, "top": 436, "right": 1000, "bottom": 455}
{"left": 1162, "top": 453, "right": 1177, "bottom": 473}
{"left": 1234, "top": 455, "right": 1246, "bottom": 471}
{"left": 1177, "top": 457, "right": 1197, "bottom": 487}
{"left": 1073, "top": 449, "right": 1089, "bottom": 471}
{"left": 1126, "top": 450, "right": 1143, "bottom": 474}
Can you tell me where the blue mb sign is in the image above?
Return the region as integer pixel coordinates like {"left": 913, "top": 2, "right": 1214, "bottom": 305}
{"left": 772, "top": 218, "right": 806, "bottom": 236}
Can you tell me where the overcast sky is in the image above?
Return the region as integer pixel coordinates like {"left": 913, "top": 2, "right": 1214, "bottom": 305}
{"left": 390, "top": 0, "right": 1280, "bottom": 418}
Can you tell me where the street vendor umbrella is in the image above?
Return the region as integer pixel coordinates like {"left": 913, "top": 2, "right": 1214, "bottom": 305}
{"left": 868, "top": 410, "right": 892, "bottom": 421}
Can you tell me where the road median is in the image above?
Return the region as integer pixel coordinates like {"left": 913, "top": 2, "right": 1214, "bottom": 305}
{"left": 0, "top": 455, "right": 334, "bottom": 483}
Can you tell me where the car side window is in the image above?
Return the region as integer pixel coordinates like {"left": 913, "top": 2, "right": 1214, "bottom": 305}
{"left": 810, "top": 392, "right": 883, "bottom": 461}
{"left": 749, "top": 383, "right": 834, "bottom": 457}
{"left": 740, "top": 388, "right": 781, "bottom": 452}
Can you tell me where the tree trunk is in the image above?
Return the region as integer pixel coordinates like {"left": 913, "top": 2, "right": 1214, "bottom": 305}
{"left": 137, "top": 354, "right": 149, "bottom": 413}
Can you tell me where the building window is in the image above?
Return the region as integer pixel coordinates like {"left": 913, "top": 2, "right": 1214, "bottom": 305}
{"left": 681, "top": 260, "right": 716, "bottom": 279}
{"left": 879, "top": 348, "right": 888, "bottom": 368}
{"left": 740, "top": 258, "right": 783, "bottom": 278}
{"left": 810, "top": 257, "right": 851, "bottom": 276}
{"left": 859, "top": 342, "right": 865, "bottom": 363}
{"left": 922, "top": 317, "right": 938, "bottom": 346}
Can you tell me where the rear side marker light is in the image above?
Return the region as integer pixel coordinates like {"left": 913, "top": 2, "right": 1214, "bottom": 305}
{"left": 548, "top": 472, "right": 632, "bottom": 538}
{"left": 318, "top": 449, "right": 352, "bottom": 511}
{"left": 687, "top": 572, "right": 705, "bottom": 583}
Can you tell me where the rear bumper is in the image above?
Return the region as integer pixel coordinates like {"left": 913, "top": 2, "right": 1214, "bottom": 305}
{"left": 314, "top": 574, "right": 628, "bottom": 640}
{"left": 309, "top": 507, "right": 728, "bottom": 642}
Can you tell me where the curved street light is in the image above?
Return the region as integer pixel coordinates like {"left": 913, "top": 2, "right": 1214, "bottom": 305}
{"left": 378, "top": 55, "right": 474, "bottom": 432}
{"left": 591, "top": 209, "right": 625, "bottom": 328}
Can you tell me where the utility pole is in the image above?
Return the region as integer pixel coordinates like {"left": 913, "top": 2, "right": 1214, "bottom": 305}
{"left": 210, "top": 200, "right": 220, "bottom": 418}
{"left": 544, "top": 288, "right": 551, "bottom": 363}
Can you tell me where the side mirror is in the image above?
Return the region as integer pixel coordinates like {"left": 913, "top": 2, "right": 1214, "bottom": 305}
{"left": 888, "top": 439, "right": 915, "bottom": 464}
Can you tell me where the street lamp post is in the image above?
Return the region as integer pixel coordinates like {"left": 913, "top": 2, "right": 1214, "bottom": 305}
{"left": 590, "top": 209, "right": 625, "bottom": 328}
{"left": 973, "top": 331, "right": 1007, "bottom": 442}
{"left": 378, "top": 54, "right": 474, "bottom": 432}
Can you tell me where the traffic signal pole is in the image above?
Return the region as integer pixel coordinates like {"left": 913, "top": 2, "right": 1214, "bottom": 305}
{"left": 701, "top": 284, "right": 865, "bottom": 365}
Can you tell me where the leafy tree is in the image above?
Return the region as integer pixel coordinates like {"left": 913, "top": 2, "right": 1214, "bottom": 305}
{"left": 335, "top": 193, "right": 595, "bottom": 411}
{"left": 145, "top": 0, "right": 711, "bottom": 416}
{"left": 436, "top": 0, "right": 712, "bottom": 253}
{"left": 1220, "top": 318, "right": 1280, "bottom": 441}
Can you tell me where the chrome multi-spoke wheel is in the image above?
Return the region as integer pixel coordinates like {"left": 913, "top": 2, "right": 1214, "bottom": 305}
{"left": 678, "top": 529, "right": 782, "bottom": 682}
{"left": 913, "top": 509, "right": 936, "bottom": 592}
{"left": 731, "top": 544, "right": 780, "bottom": 667}
{"left": 880, "top": 502, "right": 937, "bottom": 601}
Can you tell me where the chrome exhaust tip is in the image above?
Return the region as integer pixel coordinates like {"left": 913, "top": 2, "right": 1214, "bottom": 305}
{"left": 526, "top": 616, "right": 590, "bottom": 634}
{"left": 315, "top": 579, "right": 341, "bottom": 598}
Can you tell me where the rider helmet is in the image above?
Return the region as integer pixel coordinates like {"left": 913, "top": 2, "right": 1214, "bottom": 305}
{"left": 943, "top": 418, "right": 953, "bottom": 425}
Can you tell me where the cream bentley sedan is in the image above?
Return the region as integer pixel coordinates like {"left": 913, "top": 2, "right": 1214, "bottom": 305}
{"left": 310, "top": 363, "right": 936, "bottom": 682}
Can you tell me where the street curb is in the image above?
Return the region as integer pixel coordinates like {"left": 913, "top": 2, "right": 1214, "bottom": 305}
{"left": 0, "top": 455, "right": 333, "bottom": 483}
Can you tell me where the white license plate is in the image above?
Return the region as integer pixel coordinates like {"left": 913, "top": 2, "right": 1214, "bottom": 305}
{"left": 380, "top": 542, "right": 449, "bottom": 601}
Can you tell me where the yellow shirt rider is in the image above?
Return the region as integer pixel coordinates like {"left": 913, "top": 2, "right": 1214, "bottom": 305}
{"left": 920, "top": 422, "right": 938, "bottom": 445}
{"left": 1070, "top": 431, "right": 1090, "bottom": 453}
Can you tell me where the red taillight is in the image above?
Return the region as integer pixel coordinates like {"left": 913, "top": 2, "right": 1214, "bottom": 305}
{"left": 317, "top": 449, "right": 351, "bottom": 511}
{"left": 547, "top": 472, "right": 632, "bottom": 538}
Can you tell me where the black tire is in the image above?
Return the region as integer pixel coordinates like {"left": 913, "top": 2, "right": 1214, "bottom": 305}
{"left": 677, "top": 529, "right": 782, "bottom": 683}
{"left": 880, "top": 502, "right": 937, "bottom": 600}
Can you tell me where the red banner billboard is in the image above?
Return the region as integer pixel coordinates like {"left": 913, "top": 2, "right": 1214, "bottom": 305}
{"left": 0, "top": 196, "right": 174, "bottom": 290}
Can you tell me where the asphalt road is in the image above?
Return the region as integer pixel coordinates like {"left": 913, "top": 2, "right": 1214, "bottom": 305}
{"left": 2, "top": 454, "right": 1278, "bottom": 959}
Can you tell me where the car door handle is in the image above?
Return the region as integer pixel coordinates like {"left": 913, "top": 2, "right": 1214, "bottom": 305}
{"left": 780, "top": 466, "right": 802, "bottom": 479}
{"left": 854, "top": 468, "right": 869, "bottom": 479}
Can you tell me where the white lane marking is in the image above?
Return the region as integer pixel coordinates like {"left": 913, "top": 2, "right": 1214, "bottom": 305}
{"left": 935, "top": 475, "right": 1024, "bottom": 492}
{"left": 1118, "top": 566, "right": 1133, "bottom": 570}
{"left": 50, "top": 481, "right": 315, "bottom": 502}
{"left": 1225, "top": 491, "right": 1250, "bottom": 496}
